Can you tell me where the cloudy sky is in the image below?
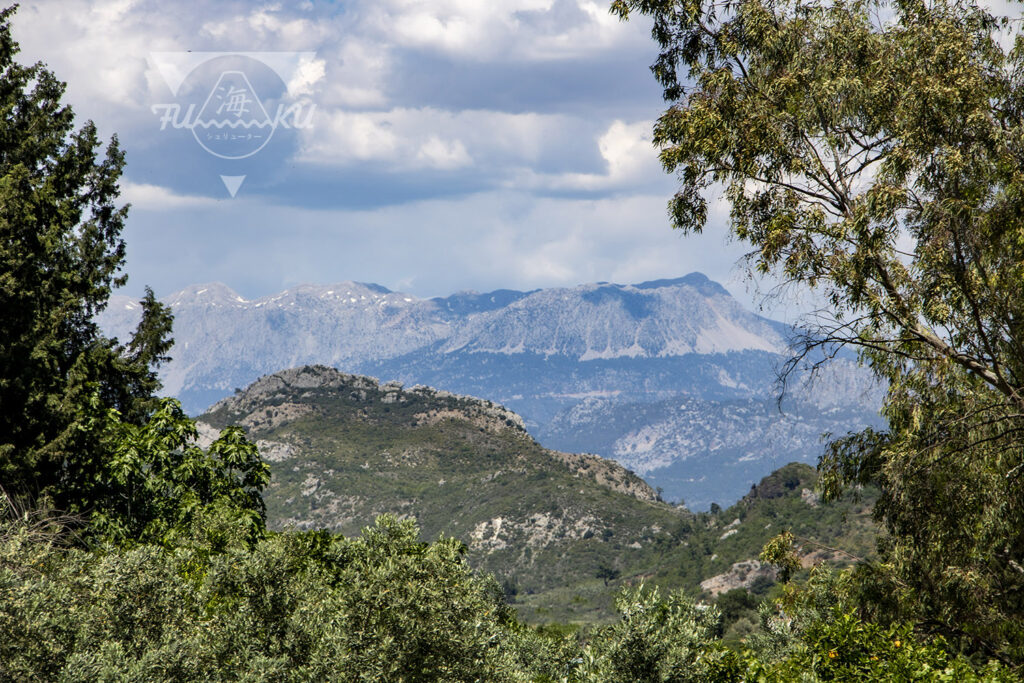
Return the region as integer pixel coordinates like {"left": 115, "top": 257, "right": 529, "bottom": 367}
{"left": 15, "top": 1, "right": 764, "bottom": 307}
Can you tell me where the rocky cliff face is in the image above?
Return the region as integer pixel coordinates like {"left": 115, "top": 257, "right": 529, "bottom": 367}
{"left": 436, "top": 276, "right": 787, "bottom": 359}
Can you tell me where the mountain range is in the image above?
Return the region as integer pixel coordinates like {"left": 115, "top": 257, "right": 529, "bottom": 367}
{"left": 99, "top": 273, "right": 884, "bottom": 508}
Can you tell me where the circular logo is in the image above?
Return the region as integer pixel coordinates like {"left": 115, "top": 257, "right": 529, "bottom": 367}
{"left": 191, "top": 69, "right": 275, "bottom": 160}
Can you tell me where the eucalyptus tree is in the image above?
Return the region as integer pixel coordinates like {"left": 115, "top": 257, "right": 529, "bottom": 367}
{"left": 614, "top": 0, "right": 1024, "bottom": 662}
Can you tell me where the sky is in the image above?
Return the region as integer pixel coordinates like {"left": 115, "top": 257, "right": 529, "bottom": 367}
{"left": 12, "top": 0, "right": 774, "bottom": 310}
{"left": 14, "top": 0, "right": 1024, "bottom": 315}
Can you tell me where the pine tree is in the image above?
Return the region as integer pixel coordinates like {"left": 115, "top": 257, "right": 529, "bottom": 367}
{"left": 0, "top": 6, "right": 172, "bottom": 512}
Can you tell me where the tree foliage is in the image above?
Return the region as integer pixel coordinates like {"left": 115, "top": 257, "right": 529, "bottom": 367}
{"left": 744, "top": 566, "right": 1015, "bottom": 681}
{"left": 0, "top": 512, "right": 546, "bottom": 682}
{"left": 575, "top": 586, "right": 743, "bottom": 682}
{"left": 0, "top": 5, "right": 175, "bottom": 520}
{"left": 613, "top": 0, "right": 1024, "bottom": 663}
{"left": 0, "top": 6, "right": 267, "bottom": 551}
{"left": 91, "top": 398, "right": 270, "bottom": 546}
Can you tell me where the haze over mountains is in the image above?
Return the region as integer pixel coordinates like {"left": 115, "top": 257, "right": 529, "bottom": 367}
{"left": 99, "top": 273, "right": 883, "bottom": 508}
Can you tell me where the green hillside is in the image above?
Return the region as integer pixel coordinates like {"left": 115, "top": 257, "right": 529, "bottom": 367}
{"left": 200, "top": 365, "right": 877, "bottom": 623}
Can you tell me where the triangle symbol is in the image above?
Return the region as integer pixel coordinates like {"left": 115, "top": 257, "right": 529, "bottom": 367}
{"left": 220, "top": 175, "right": 246, "bottom": 198}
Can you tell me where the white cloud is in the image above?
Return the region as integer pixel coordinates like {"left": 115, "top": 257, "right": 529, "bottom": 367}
{"left": 16, "top": 0, "right": 657, "bottom": 173}
{"left": 359, "top": 0, "right": 649, "bottom": 61}
{"left": 299, "top": 109, "right": 400, "bottom": 164}
{"left": 599, "top": 120, "right": 654, "bottom": 179}
{"left": 297, "top": 106, "right": 580, "bottom": 171}
{"left": 14, "top": 2, "right": 334, "bottom": 126}
{"left": 286, "top": 55, "right": 326, "bottom": 97}
{"left": 369, "top": 0, "right": 551, "bottom": 57}
{"left": 122, "top": 188, "right": 750, "bottom": 306}
{"left": 297, "top": 107, "right": 661, "bottom": 190}
{"left": 318, "top": 40, "right": 391, "bottom": 108}
{"left": 511, "top": 119, "right": 662, "bottom": 192}
{"left": 20, "top": 0, "right": 725, "bottom": 313}
{"left": 121, "top": 182, "right": 219, "bottom": 209}
{"left": 198, "top": 5, "right": 333, "bottom": 47}
{"left": 15, "top": 1, "right": 175, "bottom": 118}
{"left": 416, "top": 135, "right": 473, "bottom": 169}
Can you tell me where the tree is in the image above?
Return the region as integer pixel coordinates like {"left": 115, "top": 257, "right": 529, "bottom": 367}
{"left": 574, "top": 586, "right": 742, "bottom": 681}
{"left": 0, "top": 514, "right": 545, "bottom": 682}
{"left": 0, "top": 7, "right": 269, "bottom": 547}
{"left": 0, "top": 7, "right": 173, "bottom": 509}
{"left": 596, "top": 561, "right": 622, "bottom": 586}
{"left": 614, "top": 0, "right": 1024, "bottom": 663}
{"left": 90, "top": 398, "right": 270, "bottom": 546}
{"left": 743, "top": 565, "right": 1014, "bottom": 681}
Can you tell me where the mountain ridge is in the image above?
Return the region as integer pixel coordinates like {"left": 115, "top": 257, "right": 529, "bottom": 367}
{"left": 99, "top": 272, "right": 882, "bottom": 509}
{"left": 201, "top": 365, "right": 660, "bottom": 505}
{"left": 99, "top": 272, "right": 792, "bottom": 404}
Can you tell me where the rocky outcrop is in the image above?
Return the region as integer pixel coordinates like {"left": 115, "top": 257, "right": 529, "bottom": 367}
{"left": 208, "top": 364, "right": 528, "bottom": 434}
{"left": 699, "top": 560, "right": 777, "bottom": 596}
{"left": 549, "top": 450, "right": 660, "bottom": 503}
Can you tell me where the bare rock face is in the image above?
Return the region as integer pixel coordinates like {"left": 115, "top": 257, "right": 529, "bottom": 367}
{"left": 209, "top": 365, "right": 377, "bottom": 413}
{"left": 699, "top": 559, "right": 777, "bottom": 596}
{"left": 801, "top": 488, "right": 821, "bottom": 507}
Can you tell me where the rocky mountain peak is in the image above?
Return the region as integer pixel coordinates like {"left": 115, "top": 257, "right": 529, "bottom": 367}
{"left": 166, "top": 282, "right": 247, "bottom": 307}
{"left": 439, "top": 276, "right": 787, "bottom": 359}
{"left": 635, "top": 272, "right": 731, "bottom": 297}
{"left": 209, "top": 365, "right": 530, "bottom": 436}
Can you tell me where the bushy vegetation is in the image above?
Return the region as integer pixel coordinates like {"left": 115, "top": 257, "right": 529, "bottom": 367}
{"left": 0, "top": 508, "right": 545, "bottom": 682}
{"left": 1, "top": 0, "right": 1022, "bottom": 678}
{"left": 4, "top": 497, "right": 1013, "bottom": 681}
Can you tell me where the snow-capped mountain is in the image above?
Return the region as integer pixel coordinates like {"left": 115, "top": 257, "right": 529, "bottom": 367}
{"left": 99, "top": 273, "right": 788, "bottom": 408}
{"left": 98, "top": 273, "right": 883, "bottom": 508}
{"left": 437, "top": 277, "right": 786, "bottom": 359}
